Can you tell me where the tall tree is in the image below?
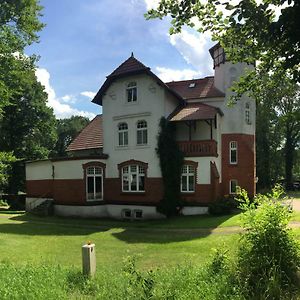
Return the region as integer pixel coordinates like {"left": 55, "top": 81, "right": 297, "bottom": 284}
{"left": 0, "top": 1, "right": 57, "bottom": 193}
{"left": 146, "top": 1, "right": 300, "bottom": 92}
{"left": 51, "top": 116, "right": 90, "bottom": 157}
{"left": 0, "top": 0, "right": 44, "bottom": 115}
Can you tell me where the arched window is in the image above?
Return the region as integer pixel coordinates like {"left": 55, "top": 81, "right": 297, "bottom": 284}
{"left": 137, "top": 120, "right": 147, "bottom": 145}
{"left": 229, "top": 141, "right": 238, "bottom": 164}
{"left": 118, "top": 122, "right": 128, "bottom": 146}
{"left": 245, "top": 102, "right": 251, "bottom": 124}
{"left": 86, "top": 166, "right": 103, "bottom": 201}
{"left": 127, "top": 81, "right": 137, "bottom": 102}
{"left": 181, "top": 165, "right": 195, "bottom": 192}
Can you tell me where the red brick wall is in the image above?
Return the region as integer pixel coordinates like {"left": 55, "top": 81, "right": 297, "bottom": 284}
{"left": 104, "top": 177, "right": 163, "bottom": 205}
{"left": 26, "top": 179, "right": 86, "bottom": 205}
{"left": 26, "top": 180, "right": 53, "bottom": 198}
{"left": 221, "top": 134, "right": 255, "bottom": 197}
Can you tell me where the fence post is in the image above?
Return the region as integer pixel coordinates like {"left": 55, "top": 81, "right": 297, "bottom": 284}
{"left": 82, "top": 242, "right": 96, "bottom": 277}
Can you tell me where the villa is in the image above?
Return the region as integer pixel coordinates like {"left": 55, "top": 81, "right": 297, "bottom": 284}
{"left": 25, "top": 43, "right": 256, "bottom": 219}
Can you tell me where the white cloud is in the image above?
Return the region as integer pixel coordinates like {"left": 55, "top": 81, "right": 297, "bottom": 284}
{"left": 144, "top": 0, "right": 160, "bottom": 10}
{"left": 155, "top": 66, "right": 202, "bottom": 82}
{"left": 80, "top": 91, "right": 96, "bottom": 99}
{"left": 35, "top": 68, "right": 96, "bottom": 120}
{"left": 61, "top": 94, "right": 78, "bottom": 104}
{"left": 169, "top": 29, "right": 214, "bottom": 75}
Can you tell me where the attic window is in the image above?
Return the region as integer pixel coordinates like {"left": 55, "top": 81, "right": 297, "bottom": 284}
{"left": 189, "top": 83, "right": 196, "bottom": 88}
{"left": 213, "top": 47, "right": 225, "bottom": 68}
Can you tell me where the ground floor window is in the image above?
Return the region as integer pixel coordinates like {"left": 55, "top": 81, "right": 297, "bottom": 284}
{"left": 229, "top": 179, "right": 238, "bottom": 194}
{"left": 181, "top": 165, "right": 195, "bottom": 192}
{"left": 86, "top": 166, "right": 103, "bottom": 201}
{"left": 122, "top": 165, "right": 145, "bottom": 192}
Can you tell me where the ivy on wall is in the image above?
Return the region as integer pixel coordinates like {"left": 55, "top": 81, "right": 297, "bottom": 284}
{"left": 156, "top": 117, "right": 184, "bottom": 217}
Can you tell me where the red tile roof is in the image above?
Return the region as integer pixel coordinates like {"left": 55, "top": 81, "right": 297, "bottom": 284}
{"left": 67, "top": 115, "right": 103, "bottom": 152}
{"left": 107, "top": 54, "right": 150, "bottom": 78}
{"left": 170, "top": 103, "right": 223, "bottom": 122}
{"left": 166, "top": 77, "right": 225, "bottom": 100}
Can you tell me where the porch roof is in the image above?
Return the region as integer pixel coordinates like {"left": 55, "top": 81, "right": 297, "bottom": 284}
{"left": 170, "top": 102, "right": 223, "bottom": 122}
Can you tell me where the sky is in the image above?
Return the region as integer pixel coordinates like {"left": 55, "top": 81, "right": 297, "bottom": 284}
{"left": 26, "top": 0, "right": 215, "bottom": 119}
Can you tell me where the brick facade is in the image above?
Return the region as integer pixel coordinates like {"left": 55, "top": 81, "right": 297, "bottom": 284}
{"left": 221, "top": 133, "right": 255, "bottom": 197}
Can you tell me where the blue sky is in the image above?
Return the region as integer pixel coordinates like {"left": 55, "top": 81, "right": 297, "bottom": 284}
{"left": 27, "top": 0, "right": 215, "bottom": 119}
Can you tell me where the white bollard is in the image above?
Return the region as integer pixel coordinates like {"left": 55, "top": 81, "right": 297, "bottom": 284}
{"left": 82, "top": 242, "right": 96, "bottom": 277}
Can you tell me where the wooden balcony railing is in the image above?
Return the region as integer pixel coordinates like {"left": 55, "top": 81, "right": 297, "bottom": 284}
{"left": 177, "top": 140, "right": 218, "bottom": 157}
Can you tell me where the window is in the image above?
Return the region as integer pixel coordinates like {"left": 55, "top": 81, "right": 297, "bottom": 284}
{"left": 86, "top": 166, "right": 103, "bottom": 201}
{"left": 127, "top": 82, "right": 137, "bottom": 102}
{"left": 245, "top": 102, "right": 251, "bottom": 124}
{"left": 137, "top": 120, "right": 147, "bottom": 145}
{"left": 229, "top": 67, "right": 237, "bottom": 86}
{"left": 229, "top": 179, "right": 238, "bottom": 194}
{"left": 213, "top": 47, "right": 225, "bottom": 68}
{"left": 230, "top": 141, "right": 238, "bottom": 164}
{"left": 118, "top": 122, "right": 128, "bottom": 146}
{"left": 181, "top": 165, "right": 195, "bottom": 192}
{"left": 122, "top": 165, "right": 145, "bottom": 192}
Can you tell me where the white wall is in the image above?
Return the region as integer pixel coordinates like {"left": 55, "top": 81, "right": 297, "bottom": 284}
{"left": 102, "top": 74, "right": 179, "bottom": 178}
{"left": 26, "top": 158, "right": 108, "bottom": 180}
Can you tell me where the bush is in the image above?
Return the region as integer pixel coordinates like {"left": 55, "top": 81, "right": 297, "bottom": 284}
{"left": 209, "top": 195, "right": 237, "bottom": 215}
{"left": 235, "top": 185, "right": 300, "bottom": 299}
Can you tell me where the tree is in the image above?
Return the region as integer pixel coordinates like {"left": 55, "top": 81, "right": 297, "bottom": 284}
{"left": 146, "top": 1, "right": 299, "bottom": 83}
{"left": 0, "top": 0, "right": 56, "bottom": 193}
{"left": 156, "top": 117, "right": 184, "bottom": 216}
{"left": 0, "top": 0, "right": 44, "bottom": 116}
{"left": 51, "top": 116, "right": 90, "bottom": 157}
{"left": 254, "top": 74, "right": 300, "bottom": 190}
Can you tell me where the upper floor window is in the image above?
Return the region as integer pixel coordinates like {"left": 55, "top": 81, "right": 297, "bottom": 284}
{"left": 245, "top": 102, "right": 251, "bottom": 124}
{"left": 230, "top": 141, "right": 238, "bottom": 164}
{"left": 118, "top": 122, "right": 128, "bottom": 146}
{"left": 86, "top": 166, "right": 103, "bottom": 201}
{"left": 229, "top": 179, "right": 238, "bottom": 194}
{"left": 213, "top": 47, "right": 225, "bottom": 68}
{"left": 127, "top": 82, "right": 137, "bottom": 103}
{"left": 181, "top": 165, "right": 195, "bottom": 192}
{"left": 122, "top": 165, "right": 145, "bottom": 192}
{"left": 137, "top": 120, "right": 147, "bottom": 145}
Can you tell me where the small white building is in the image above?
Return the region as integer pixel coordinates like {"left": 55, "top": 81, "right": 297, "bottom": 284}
{"left": 26, "top": 44, "right": 256, "bottom": 219}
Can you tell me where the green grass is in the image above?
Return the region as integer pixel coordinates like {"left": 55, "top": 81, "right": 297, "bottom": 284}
{"left": 0, "top": 213, "right": 240, "bottom": 270}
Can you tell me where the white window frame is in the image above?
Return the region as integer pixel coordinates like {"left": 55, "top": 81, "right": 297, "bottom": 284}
{"left": 86, "top": 166, "right": 103, "bottom": 201}
{"left": 245, "top": 102, "right": 251, "bottom": 124}
{"left": 136, "top": 120, "right": 148, "bottom": 145}
{"left": 122, "top": 165, "right": 145, "bottom": 192}
{"left": 126, "top": 81, "right": 137, "bottom": 103}
{"left": 181, "top": 165, "right": 195, "bottom": 193}
{"left": 118, "top": 122, "right": 128, "bottom": 147}
{"left": 229, "top": 141, "right": 238, "bottom": 164}
{"left": 229, "top": 179, "right": 238, "bottom": 194}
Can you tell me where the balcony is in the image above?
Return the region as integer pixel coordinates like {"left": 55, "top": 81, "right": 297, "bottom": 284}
{"left": 177, "top": 140, "right": 218, "bottom": 157}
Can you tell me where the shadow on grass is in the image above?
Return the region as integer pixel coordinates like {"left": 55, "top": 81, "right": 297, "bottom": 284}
{"left": 0, "top": 212, "right": 239, "bottom": 243}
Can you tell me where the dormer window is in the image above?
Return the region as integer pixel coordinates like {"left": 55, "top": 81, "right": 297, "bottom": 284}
{"left": 189, "top": 83, "right": 196, "bottom": 88}
{"left": 213, "top": 47, "right": 225, "bottom": 68}
{"left": 127, "top": 82, "right": 137, "bottom": 102}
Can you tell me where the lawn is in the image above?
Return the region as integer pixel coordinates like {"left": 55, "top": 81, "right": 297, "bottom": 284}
{"left": 1, "top": 190, "right": 300, "bottom": 271}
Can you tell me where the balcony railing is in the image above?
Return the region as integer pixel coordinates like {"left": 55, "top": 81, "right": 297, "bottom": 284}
{"left": 177, "top": 140, "right": 218, "bottom": 157}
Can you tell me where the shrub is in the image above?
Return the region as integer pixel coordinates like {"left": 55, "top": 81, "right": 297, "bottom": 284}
{"left": 208, "top": 195, "right": 237, "bottom": 215}
{"left": 235, "top": 185, "right": 300, "bottom": 299}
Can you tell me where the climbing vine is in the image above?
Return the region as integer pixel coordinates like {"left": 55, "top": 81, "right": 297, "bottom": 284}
{"left": 156, "top": 117, "right": 184, "bottom": 217}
